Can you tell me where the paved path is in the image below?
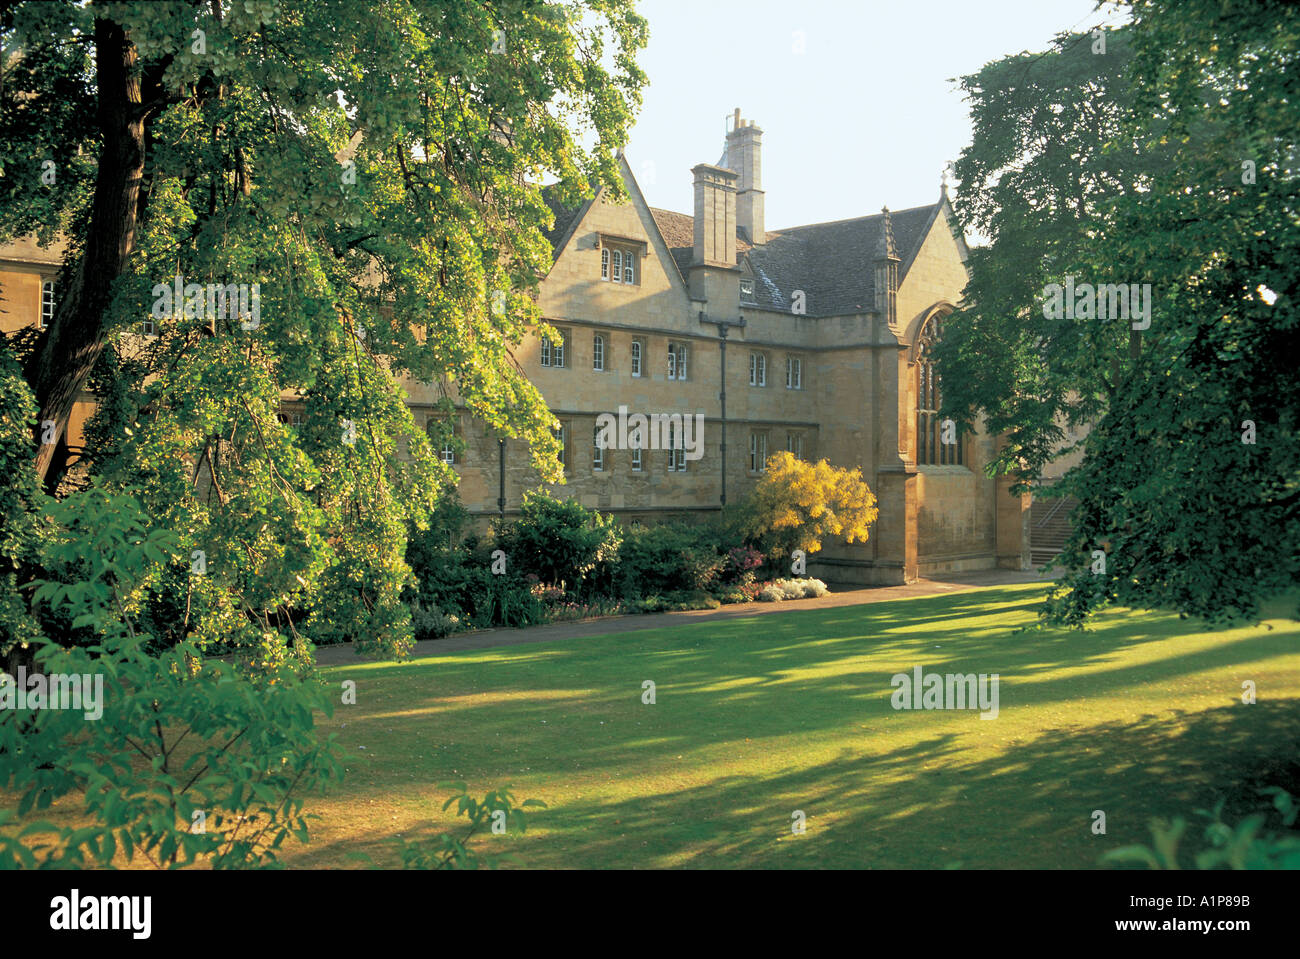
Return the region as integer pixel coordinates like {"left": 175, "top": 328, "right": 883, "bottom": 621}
{"left": 314, "top": 568, "right": 1053, "bottom": 665}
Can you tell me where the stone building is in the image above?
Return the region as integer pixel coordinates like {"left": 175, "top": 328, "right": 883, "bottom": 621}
{"left": 404, "top": 108, "right": 1029, "bottom": 585}
{"left": 0, "top": 108, "right": 1031, "bottom": 585}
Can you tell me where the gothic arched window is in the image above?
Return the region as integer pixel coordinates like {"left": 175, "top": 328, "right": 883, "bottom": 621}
{"left": 916, "top": 316, "right": 963, "bottom": 466}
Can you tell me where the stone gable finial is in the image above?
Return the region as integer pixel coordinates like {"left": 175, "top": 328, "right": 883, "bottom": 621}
{"left": 879, "top": 206, "right": 898, "bottom": 261}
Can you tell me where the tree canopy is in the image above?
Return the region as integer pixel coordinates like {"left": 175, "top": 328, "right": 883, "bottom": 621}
{"left": 937, "top": 0, "right": 1298, "bottom": 624}
{"left": 0, "top": 0, "right": 648, "bottom": 659}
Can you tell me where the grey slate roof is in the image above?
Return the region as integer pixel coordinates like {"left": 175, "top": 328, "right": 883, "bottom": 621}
{"left": 743, "top": 204, "right": 938, "bottom": 316}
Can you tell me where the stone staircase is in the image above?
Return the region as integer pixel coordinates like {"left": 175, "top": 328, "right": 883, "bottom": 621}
{"left": 1030, "top": 495, "right": 1078, "bottom": 567}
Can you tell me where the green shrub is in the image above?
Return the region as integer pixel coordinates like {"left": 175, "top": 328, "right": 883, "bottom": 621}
{"left": 0, "top": 486, "right": 340, "bottom": 869}
{"left": 634, "top": 595, "right": 664, "bottom": 614}
{"left": 464, "top": 570, "right": 547, "bottom": 629}
{"left": 411, "top": 602, "right": 460, "bottom": 640}
{"left": 660, "top": 589, "right": 720, "bottom": 611}
{"left": 0, "top": 346, "right": 50, "bottom": 666}
{"left": 616, "top": 522, "right": 723, "bottom": 598}
{"left": 498, "top": 492, "right": 621, "bottom": 598}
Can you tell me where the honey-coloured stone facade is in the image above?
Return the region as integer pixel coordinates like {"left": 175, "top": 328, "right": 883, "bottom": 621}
{"left": 415, "top": 110, "right": 1029, "bottom": 585}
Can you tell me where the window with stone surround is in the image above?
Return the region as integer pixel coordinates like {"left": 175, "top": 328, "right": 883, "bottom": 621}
{"left": 786, "top": 432, "right": 803, "bottom": 459}
{"left": 540, "top": 327, "right": 569, "bottom": 368}
{"left": 593, "top": 333, "right": 606, "bottom": 372}
{"left": 668, "top": 342, "right": 688, "bottom": 381}
{"left": 749, "top": 431, "right": 768, "bottom": 473}
{"left": 785, "top": 354, "right": 803, "bottom": 390}
{"left": 40, "top": 280, "right": 54, "bottom": 330}
{"left": 600, "top": 240, "right": 639, "bottom": 285}
{"left": 592, "top": 422, "right": 605, "bottom": 471}
{"left": 553, "top": 421, "right": 571, "bottom": 472}
{"left": 630, "top": 338, "right": 644, "bottom": 377}
{"left": 666, "top": 421, "right": 686, "bottom": 472}
{"left": 277, "top": 408, "right": 305, "bottom": 430}
{"left": 749, "top": 351, "right": 766, "bottom": 386}
{"left": 916, "top": 316, "right": 964, "bottom": 466}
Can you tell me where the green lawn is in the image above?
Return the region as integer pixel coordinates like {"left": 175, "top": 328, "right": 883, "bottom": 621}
{"left": 290, "top": 582, "right": 1300, "bottom": 869}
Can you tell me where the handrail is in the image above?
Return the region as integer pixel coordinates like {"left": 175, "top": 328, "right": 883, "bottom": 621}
{"left": 1033, "top": 495, "right": 1075, "bottom": 528}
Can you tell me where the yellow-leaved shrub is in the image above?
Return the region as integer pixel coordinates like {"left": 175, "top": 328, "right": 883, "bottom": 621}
{"left": 742, "top": 452, "right": 879, "bottom": 555}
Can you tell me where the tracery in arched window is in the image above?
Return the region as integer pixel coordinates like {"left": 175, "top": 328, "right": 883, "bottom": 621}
{"left": 916, "top": 317, "right": 963, "bottom": 466}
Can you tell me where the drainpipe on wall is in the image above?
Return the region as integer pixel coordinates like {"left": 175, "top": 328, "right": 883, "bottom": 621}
{"left": 497, "top": 437, "right": 506, "bottom": 522}
{"left": 700, "top": 310, "right": 746, "bottom": 509}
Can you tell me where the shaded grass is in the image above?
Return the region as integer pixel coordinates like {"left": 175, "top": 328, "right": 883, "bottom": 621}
{"left": 287, "top": 582, "right": 1300, "bottom": 869}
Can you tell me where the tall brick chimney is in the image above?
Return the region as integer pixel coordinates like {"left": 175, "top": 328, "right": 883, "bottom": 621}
{"left": 725, "top": 108, "right": 764, "bottom": 245}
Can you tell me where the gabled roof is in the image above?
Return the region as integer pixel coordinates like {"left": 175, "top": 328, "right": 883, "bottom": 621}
{"left": 540, "top": 174, "right": 949, "bottom": 318}
{"left": 539, "top": 159, "right": 696, "bottom": 302}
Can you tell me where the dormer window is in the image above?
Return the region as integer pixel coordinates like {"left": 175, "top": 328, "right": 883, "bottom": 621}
{"left": 599, "top": 238, "right": 641, "bottom": 286}
{"left": 740, "top": 278, "right": 755, "bottom": 302}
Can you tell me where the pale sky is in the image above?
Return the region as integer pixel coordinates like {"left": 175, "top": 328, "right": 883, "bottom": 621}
{"left": 623, "top": 0, "right": 1128, "bottom": 230}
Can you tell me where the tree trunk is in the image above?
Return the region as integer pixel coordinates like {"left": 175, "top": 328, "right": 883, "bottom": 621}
{"left": 26, "top": 17, "right": 146, "bottom": 486}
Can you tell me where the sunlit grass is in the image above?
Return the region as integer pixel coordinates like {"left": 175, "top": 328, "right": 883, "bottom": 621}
{"left": 284, "top": 582, "right": 1300, "bottom": 869}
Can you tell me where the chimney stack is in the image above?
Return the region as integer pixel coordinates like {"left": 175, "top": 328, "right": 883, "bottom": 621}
{"left": 692, "top": 163, "right": 738, "bottom": 268}
{"left": 725, "top": 108, "right": 764, "bottom": 245}
{"left": 689, "top": 163, "right": 739, "bottom": 306}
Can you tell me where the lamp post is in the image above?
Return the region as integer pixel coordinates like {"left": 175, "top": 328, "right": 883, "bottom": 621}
{"left": 699, "top": 311, "right": 746, "bottom": 509}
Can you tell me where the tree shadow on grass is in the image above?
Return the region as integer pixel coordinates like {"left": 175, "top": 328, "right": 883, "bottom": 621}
{"left": 300, "top": 698, "right": 1299, "bottom": 869}
{"left": 301, "top": 589, "right": 1300, "bottom": 868}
